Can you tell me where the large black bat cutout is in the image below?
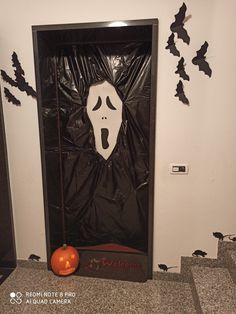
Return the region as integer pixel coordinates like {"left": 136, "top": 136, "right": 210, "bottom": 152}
{"left": 175, "top": 80, "right": 189, "bottom": 105}
{"left": 165, "top": 33, "right": 180, "bottom": 57}
{"left": 175, "top": 57, "right": 190, "bottom": 81}
{"left": 170, "top": 3, "right": 190, "bottom": 44}
{"left": 1, "top": 52, "right": 37, "bottom": 98}
{"left": 12, "top": 52, "right": 37, "bottom": 97}
{"left": 4, "top": 87, "right": 21, "bottom": 106}
{"left": 192, "top": 42, "right": 212, "bottom": 77}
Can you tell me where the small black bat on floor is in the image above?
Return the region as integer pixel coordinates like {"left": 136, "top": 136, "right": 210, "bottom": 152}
{"left": 4, "top": 87, "right": 21, "bottom": 106}
{"left": 158, "top": 264, "right": 178, "bottom": 272}
{"left": 175, "top": 80, "right": 189, "bottom": 105}
{"left": 165, "top": 33, "right": 180, "bottom": 57}
{"left": 192, "top": 42, "right": 212, "bottom": 77}
{"left": 170, "top": 2, "right": 190, "bottom": 44}
{"left": 229, "top": 236, "right": 236, "bottom": 242}
{"left": 28, "top": 254, "right": 41, "bottom": 261}
{"left": 175, "top": 57, "right": 190, "bottom": 81}
{"left": 192, "top": 250, "right": 207, "bottom": 257}
{"left": 213, "top": 232, "right": 235, "bottom": 241}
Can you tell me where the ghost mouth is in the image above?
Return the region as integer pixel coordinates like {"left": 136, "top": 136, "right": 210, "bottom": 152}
{"left": 101, "top": 128, "right": 109, "bottom": 149}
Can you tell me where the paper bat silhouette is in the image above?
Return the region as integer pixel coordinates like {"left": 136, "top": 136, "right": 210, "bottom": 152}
{"left": 192, "top": 42, "right": 212, "bottom": 77}
{"left": 4, "top": 87, "right": 21, "bottom": 106}
{"left": 165, "top": 33, "right": 180, "bottom": 57}
{"left": 12, "top": 52, "right": 37, "bottom": 97}
{"left": 192, "top": 250, "right": 207, "bottom": 257}
{"left": 1, "top": 70, "right": 18, "bottom": 87}
{"left": 12, "top": 52, "right": 25, "bottom": 77}
{"left": 175, "top": 80, "right": 189, "bottom": 105}
{"left": 213, "top": 232, "right": 235, "bottom": 241}
{"left": 170, "top": 2, "right": 190, "bottom": 44}
{"left": 1, "top": 52, "right": 37, "bottom": 98}
{"left": 175, "top": 57, "right": 190, "bottom": 81}
{"left": 158, "top": 264, "right": 177, "bottom": 272}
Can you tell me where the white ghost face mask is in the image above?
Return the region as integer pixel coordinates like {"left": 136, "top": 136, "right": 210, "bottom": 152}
{"left": 86, "top": 81, "right": 123, "bottom": 160}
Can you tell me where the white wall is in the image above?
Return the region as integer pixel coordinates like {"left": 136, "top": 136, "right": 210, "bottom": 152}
{"left": 0, "top": 0, "right": 235, "bottom": 271}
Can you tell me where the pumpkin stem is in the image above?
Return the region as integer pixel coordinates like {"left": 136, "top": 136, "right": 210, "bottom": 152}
{"left": 62, "top": 244, "right": 67, "bottom": 250}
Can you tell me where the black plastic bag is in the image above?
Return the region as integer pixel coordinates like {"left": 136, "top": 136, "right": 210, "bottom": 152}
{"left": 41, "top": 41, "right": 151, "bottom": 252}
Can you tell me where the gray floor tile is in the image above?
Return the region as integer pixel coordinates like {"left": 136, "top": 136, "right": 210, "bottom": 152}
{"left": 192, "top": 266, "right": 236, "bottom": 314}
{"left": 0, "top": 266, "right": 196, "bottom": 314}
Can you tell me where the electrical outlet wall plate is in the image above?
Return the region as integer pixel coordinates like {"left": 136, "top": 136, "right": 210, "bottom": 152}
{"left": 169, "top": 163, "right": 189, "bottom": 175}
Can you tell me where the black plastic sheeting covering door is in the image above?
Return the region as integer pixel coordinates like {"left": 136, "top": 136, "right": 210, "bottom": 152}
{"left": 33, "top": 21, "right": 157, "bottom": 281}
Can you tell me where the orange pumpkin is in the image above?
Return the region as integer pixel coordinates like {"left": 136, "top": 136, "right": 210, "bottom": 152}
{"left": 51, "top": 244, "right": 79, "bottom": 276}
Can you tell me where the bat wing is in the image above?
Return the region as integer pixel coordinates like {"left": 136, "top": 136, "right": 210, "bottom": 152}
{"left": 170, "top": 45, "right": 180, "bottom": 57}
{"left": 23, "top": 83, "right": 37, "bottom": 98}
{"left": 172, "top": 26, "right": 190, "bottom": 44}
{"left": 167, "top": 33, "right": 175, "bottom": 46}
{"left": 196, "top": 41, "right": 208, "bottom": 58}
{"left": 175, "top": 80, "right": 189, "bottom": 105}
{"left": 166, "top": 44, "right": 180, "bottom": 57}
{"left": 178, "top": 70, "right": 190, "bottom": 81}
{"left": 20, "top": 81, "right": 37, "bottom": 98}
{"left": 175, "top": 57, "right": 184, "bottom": 73}
{"left": 1, "top": 70, "right": 18, "bottom": 87}
{"left": 175, "top": 80, "right": 183, "bottom": 94}
{"left": 15, "top": 73, "right": 37, "bottom": 98}
{"left": 175, "top": 58, "right": 190, "bottom": 81}
{"left": 171, "top": 3, "right": 187, "bottom": 27}
{"left": 192, "top": 42, "right": 212, "bottom": 77}
{"left": 166, "top": 33, "right": 180, "bottom": 57}
{"left": 12, "top": 51, "right": 25, "bottom": 76}
{"left": 4, "top": 87, "right": 21, "bottom": 106}
{"left": 194, "top": 59, "right": 212, "bottom": 77}
{"left": 178, "top": 57, "right": 185, "bottom": 69}
{"left": 170, "top": 3, "right": 190, "bottom": 44}
{"left": 179, "top": 92, "right": 189, "bottom": 105}
{"left": 11, "top": 52, "right": 37, "bottom": 97}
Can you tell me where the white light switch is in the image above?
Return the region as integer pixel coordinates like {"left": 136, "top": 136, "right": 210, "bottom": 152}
{"left": 169, "top": 163, "right": 189, "bottom": 175}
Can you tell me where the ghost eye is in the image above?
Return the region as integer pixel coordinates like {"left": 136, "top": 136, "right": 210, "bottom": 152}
{"left": 92, "top": 96, "right": 102, "bottom": 111}
{"left": 106, "top": 96, "right": 116, "bottom": 110}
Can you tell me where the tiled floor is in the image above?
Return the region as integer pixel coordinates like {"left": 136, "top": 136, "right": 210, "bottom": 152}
{"left": 231, "top": 251, "right": 236, "bottom": 264}
{"left": 0, "top": 265, "right": 196, "bottom": 313}
{"left": 192, "top": 266, "right": 236, "bottom": 314}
